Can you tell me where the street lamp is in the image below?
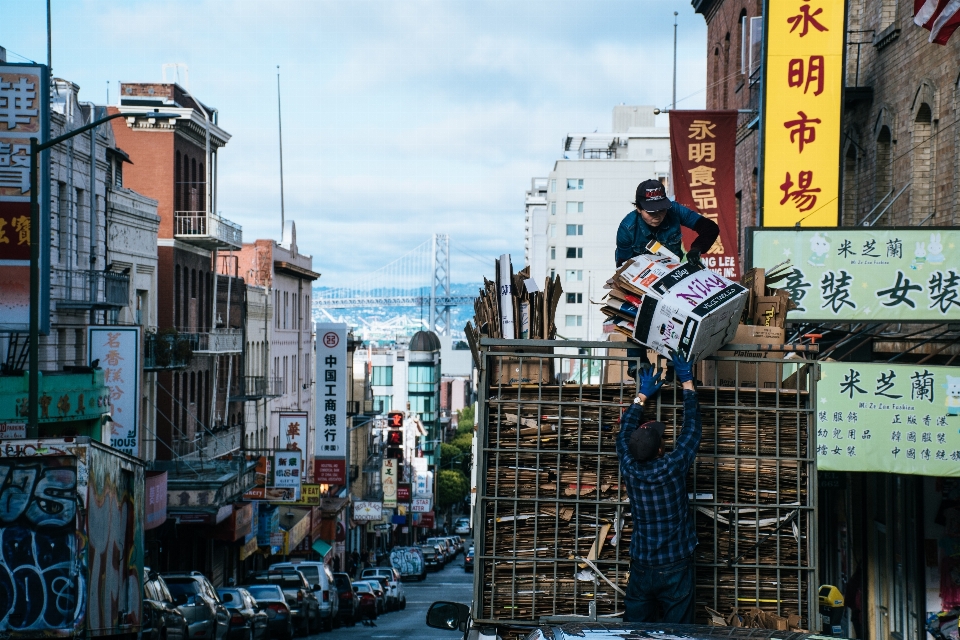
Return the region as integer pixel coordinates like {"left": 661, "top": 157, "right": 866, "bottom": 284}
{"left": 27, "top": 111, "right": 180, "bottom": 437}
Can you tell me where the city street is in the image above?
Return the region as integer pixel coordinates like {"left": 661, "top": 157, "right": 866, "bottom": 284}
{"left": 321, "top": 562, "right": 474, "bottom": 639}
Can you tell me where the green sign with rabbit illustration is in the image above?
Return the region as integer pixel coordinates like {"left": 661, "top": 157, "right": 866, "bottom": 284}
{"left": 750, "top": 228, "right": 960, "bottom": 321}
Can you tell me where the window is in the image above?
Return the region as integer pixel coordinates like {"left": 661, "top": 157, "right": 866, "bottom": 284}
{"left": 565, "top": 315, "right": 583, "bottom": 327}
{"left": 566, "top": 179, "right": 583, "bottom": 190}
{"left": 550, "top": 246, "right": 556, "bottom": 260}
{"left": 372, "top": 366, "right": 393, "bottom": 386}
{"left": 550, "top": 179, "right": 556, "bottom": 192}
{"left": 566, "top": 224, "right": 583, "bottom": 236}
{"left": 646, "top": 148, "right": 653, "bottom": 156}
{"left": 566, "top": 293, "right": 583, "bottom": 304}
{"left": 566, "top": 202, "right": 583, "bottom": 214}
{"left": 565, "top": 269, "right": 583, "bottom": 282}
{"left": 549, "top": 224, "right": 556, "bottom": 237}
{"left": 566, "top": 247, "right": 583, "bottom": 259}
{"left": 550, "top": 202, "right": 556, "bottom": 215}
{"left": 582, "top": 149, "right": 613, "bottom": 159}
{"left": 374, "top": 395, "right": 393, "bottom": 412}
{"left": 550, "top": 268, "right": 556, "bottom": 279}
{"left": 114, "top": 159, "right": 123, "bottom": 188}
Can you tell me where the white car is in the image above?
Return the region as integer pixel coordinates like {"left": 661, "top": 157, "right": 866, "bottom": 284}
{"left": 454, "top": 517, "right": 471, "bottom": 535}
{"left": 360, "top": 567, "right": 406, "bottom": 611}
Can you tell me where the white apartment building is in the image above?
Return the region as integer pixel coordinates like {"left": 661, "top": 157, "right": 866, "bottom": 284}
{"left": 525, "top": 105, "right": 671, "bottom": 341}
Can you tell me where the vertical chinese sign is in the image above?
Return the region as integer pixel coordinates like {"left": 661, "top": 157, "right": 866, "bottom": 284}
{"left": 315, "top": 323, "right": 346, "bottom": 484}
{"left": 89, "top": 327, "right": 140, "bottom": 456}
{"left": 273, "top": 451, "right": 303, "bottom": 499}
{"left": 669, "top": 110, "right": 740, "bottom": 279}
{"left": 761, "top": 0, "right": 844, "bottom": 226}
{"left": 0, "top": 64, "right": 49, "bottom": 333}
{"left": 381, "top": 458, "right": 397, "bottom": 508}
{"left": 279, "top": 411, "right": 308, "bottom": 476}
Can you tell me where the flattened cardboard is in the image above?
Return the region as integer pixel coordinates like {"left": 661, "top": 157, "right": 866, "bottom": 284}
{"left": 700, "top": 325, "right": 786, "bottom": 388}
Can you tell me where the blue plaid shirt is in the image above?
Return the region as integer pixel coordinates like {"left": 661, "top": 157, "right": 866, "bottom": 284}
{"left": 616, "top": 390, "right": 702, "bottom": 565}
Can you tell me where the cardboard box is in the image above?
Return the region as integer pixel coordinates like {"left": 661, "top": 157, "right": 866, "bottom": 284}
{"left": 700, "top": 324, "right": 786, "bottom": 388}
{"left": 602, "top": 333, "right": 656, "bottom": 384}
{"left": 631, "top": 268, "right": 748, "bottom": 362}
{"left": 488, "top": 345, "right": 553, "bottom": 385}
{"left": 753, "top": 290, "right": 791, "bottom": 328}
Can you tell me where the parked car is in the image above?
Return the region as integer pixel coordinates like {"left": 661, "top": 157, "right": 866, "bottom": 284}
{"left": 162, "top": 572, "right": 230, "bottom": 640}
{"left": 247, "top": 570, "right": 320, "bottom": 634}
{"left": 419, "top": 545, "right": 442, "bottom": 571}
{"left": 143, "top": 569, "right": 188, "bottom": 640}
{"left": 216, "top": 588, "right": 268, "bottom": 640}
{"left": 463, "top": 547, "right": 474, "bottom": 572}
{"left": 426, "top": 538, "right": 451, "bottom": 565}
{"left": 446, "top": 536, "right": 463, "bottom": 553}
{"left": 361, "top": 567, "right": 406, "bottom": 610}
{"left": 268, "top": 561, "right": 338, "bottom": 631}
{"left": 351, "top": 582, "right": 378, "bottom": 621}
{"left": 352, "top": 580, "right": 385, "bottom": 615}
{"left": 331, "top": 573, "right": 358, "bottom": 627}
{"left": 359, "top": 572, "right": 393, "bottom": 611}
{"left": 454, "top": 517, "right": 471, "bottom": 535}
{"left": 389, "top": 546, "right": 426, "bottom": 581}
{"left": 241, "top": 585, "right": 293, "bottom": 640}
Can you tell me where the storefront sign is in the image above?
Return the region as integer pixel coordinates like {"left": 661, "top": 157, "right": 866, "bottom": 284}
{"left": 0, "top": 422, "right": 26, "bottom": 439}
{"left": 817, "top": 362, "right": 960, "bottom": 477}
{"left": 750, "top": 228, "right": 960, "bottom": 321}
{"left": 353, "top": 501, "right": 382, "bottom": 521}
{"left": 279, "top": 412, "right": 308, "bottom": 472}
{"left": 240, "top": 535, "right": 259, "bottom": 561}
{"left": 245, "top": 456, "right": 297, "bottom": 501}
{"left": 314, "top": 458, "right": 346, "bottom": 485}
{"left": 144, "top": 471, "right": 167, "bottom": 530}
{"left": 381, "top": 459, "right": 397, "bottom": 508}
{"left": 315, "top": 323, "right": 346, "bottom": 458}
{"left": 761, "top": 0, "right": 844, "bottom": 226}
{"left": 0, "top": 63, "right": 50, "bottom": 334}
{"left": 669, "top": 110, "right": 740, "bottom": 279}
{"left": 270, "top": 483, "right": 321, "bottom": 506}
{"left": 414, "top": 511, "right": 435, "bottom": 528}
{"left": 397, "top": 483, "right": 411, "bottom": 502}
{"left": 89, "top": 327, "right": 140, "bottom": 456}
{"left": 411, "top": 497, "right": 432, "bottom": 513}
{"left": 273, "top": 451, "right": 302, "bottom": 498}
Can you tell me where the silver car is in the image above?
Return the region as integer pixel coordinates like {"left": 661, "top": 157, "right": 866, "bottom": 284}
{"left": 162, "top": 572, "right": 229, "bottom": 640}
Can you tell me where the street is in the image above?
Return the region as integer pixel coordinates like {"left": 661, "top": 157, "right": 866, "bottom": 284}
{"left": 319, "top": 562, "right": 473, "bottom": 639}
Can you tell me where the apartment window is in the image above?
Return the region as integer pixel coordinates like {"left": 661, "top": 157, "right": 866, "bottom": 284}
{"left": 565, "top": 315, "right": 583, "bottom": 327}
{"left": 550, "top": 269, "right": 556, "bottom": 279}
{"left": 372, "top": 366, "right": 394, "bottom": 386}
{"left": 374, "top": 395, "right": 393, "bottom": 412}
{"left": 566, "top": 202, "right": 583, "bottom": 214}
{"left": 566, "top": 224, "right": 583, "bottom": 236}
{"left": 582, "top": 149, "right": 613, "bottom": 159}
{"left": 114, "top": 159, "right": 123, "bottom": 188}
{"left": 566, "top": 179, "right": 583, "bottom": 190}
{"left": 550, "top": 202, "right": 556, "bottom": 215}
{"left": 566, "top": 293, "right": 583, "bottom": 304}
{"left": 550, "top": 247, "right": 556, "bottom": 260}
{"left": 550, "top": 179, "right": 556, "bottom": 192}
{"left": 566, "top": 247, "right": 583, "bottom": 259}
{"left": 565, "top": 269, "right": 583, "bottom": 282}
{"left": 549, "top": 223, "right": 556, "bottom": 238}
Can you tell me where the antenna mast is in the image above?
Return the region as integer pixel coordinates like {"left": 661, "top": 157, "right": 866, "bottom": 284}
{"left": 277, "top": 66, "right": 286, "bottom": 239}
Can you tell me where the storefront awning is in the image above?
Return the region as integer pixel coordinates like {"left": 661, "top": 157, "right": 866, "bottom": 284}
{"left": 311, "top": 539, "right": 332, "bottom": 558}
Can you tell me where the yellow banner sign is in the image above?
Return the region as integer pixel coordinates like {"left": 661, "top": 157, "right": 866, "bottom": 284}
{"left": 762, "top": 0, "right": 844, "bottom": 227}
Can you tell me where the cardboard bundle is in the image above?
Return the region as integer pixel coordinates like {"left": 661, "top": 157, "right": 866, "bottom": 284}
{"left": 601, "top": 254, "right": 748, "bottom": 362}
{"left": 739, "top": 260, "right": 797, "bottom": 328}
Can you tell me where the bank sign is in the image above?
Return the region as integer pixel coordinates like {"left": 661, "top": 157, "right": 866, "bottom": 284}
{"left": 817, "top": 362, "right": 960, "bottom": 477}
{"left": 750, "top": 228, "right": 960, "bottom": 321}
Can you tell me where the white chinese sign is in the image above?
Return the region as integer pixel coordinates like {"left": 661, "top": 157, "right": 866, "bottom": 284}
{"left": 411, "top": 498, "right": 432, "bottom": 513}
{"left": 353, "top": 501, "right": 383, "bottom": 521}
{"left": 315, "top": 323, "right": 347, "bottom": 458}
{"left": 279, "top": 411, "right": 308, "bottom": 473}
{"left": 89, "top": 327, "right": 140, "bottom": 456}
{"left": 817, "top": 362, "right": 960, "bottom": 477}
{"left": 382, "top": 458, "right": 397, "bottom": 508}
{"left": 273, "top": 451, "right": 303, "bottom": 495}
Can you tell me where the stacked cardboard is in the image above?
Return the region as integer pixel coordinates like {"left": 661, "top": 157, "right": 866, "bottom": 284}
{"left": 601, "top": 254, "right": 748, "bottom": 362}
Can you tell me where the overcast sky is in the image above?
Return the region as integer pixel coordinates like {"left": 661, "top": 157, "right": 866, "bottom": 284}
{"left": 4, "top": 0, "right": 707, "bottom": 287}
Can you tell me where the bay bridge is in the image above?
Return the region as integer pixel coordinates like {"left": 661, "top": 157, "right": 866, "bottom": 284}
{"left": 314, "top": 234, "right": 480, "bottom": 336}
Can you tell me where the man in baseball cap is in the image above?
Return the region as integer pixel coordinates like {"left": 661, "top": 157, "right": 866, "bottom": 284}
{"left": 617, "top": 352, "right": 701, "bottom": 623}
{"left": 615, "top": 178, "right": 719, "bottom": 268}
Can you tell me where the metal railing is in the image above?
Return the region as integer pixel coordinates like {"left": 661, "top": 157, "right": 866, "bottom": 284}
{"left": 190, "top": 328, "right": 243, "bottom": 354}
{"left": 179, "top": 424, "right": 244, "bottom": 462}
{"left": 143, "top": 333, "right": 193, "bottom": 370}
{"left": 174, "top": 211, "right": 242, "bottom": 248}
{"left": 52, "top": 268, "right": 129, "bottom": 310}
{"left": 229, "top": 375, "right": 283, "bottom": 401}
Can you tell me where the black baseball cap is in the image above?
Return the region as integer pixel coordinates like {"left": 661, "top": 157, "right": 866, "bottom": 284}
{"left": 634, "top": 179, "right": 672, "bottom": 212}
{"left": 628, "top": 420, "right": 666, "bottom": 462}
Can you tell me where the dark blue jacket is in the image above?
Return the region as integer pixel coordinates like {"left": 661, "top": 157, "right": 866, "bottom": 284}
{"left": 615, "top": 202, "right": 715, "bottom": 266}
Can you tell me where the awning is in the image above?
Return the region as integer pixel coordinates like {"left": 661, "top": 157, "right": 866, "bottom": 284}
{"left": 311, "top": 539, "right": 332, "bottom": 558}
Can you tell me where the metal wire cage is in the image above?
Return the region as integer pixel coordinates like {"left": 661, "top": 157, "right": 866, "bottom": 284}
{"left": 472, "top": 339, "right": 817, "bottom": 631}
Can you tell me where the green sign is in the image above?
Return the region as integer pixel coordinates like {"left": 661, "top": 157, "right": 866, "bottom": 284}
{"left": 750, "top": 228, "right": 960, "bottom": 321}
{"left": 817, "top": 362, "right": 960, "bottom": 477}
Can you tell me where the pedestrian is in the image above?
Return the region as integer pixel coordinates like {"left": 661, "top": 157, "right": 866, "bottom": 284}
{"left": 616, "top": 352, "right": 701, "bottom": 623}
{"left": 332, "top": 555, "right": 341, "bottom": 573}
{"left": 615, "top": 179, "right": 720, "bottom": 378}
{"left": 361, "top": 548, "right": 371, "bottom": 571}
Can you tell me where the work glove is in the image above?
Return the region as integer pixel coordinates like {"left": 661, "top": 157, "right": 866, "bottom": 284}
{"left": 637, "top": 367, "right": 664, "bottom": 399}
{"left": 686, "top": 249, "right": 703, "bottom": 268}
{"left": 672, "top": 352, "right": 695, "bottom": 384}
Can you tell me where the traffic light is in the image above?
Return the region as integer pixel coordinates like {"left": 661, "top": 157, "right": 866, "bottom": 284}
{"left": 386, "top": 430, "right": 403, "bottom": 446}
{"left": 386, "top": 412, "right": 404, "bottom": 461}
{"left": 387, "top": 411, "right": 404, "bottom": 428}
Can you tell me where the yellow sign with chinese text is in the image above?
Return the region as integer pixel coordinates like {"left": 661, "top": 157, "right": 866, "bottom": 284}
{"left": 762, "top": 0, "right": 844, "bottom": 227}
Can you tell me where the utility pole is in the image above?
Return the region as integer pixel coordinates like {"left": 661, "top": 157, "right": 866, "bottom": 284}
{"left": 672, "top": 11, "right": 678, "bottom": 110}
{"left": 277, "top": 67, "right": 286, "bottom": 239}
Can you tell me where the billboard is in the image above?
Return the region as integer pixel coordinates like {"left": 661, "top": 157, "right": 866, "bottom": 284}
{"left": 749, "top": 227, "right": 960, "bottom": 321}
{"left": 761, "top": 0, "right": 844, "bottom": 226}
{"left": 0, "top": 64, "right": 50, "bottom": 333}
{"left": 817, "top": 362, "right": 960, "bottom": 477}
{"left": 89, "top": 327, "right": 140, "bottom": 456}
{"left": 315, "top": 323, "right": 346, "bottom": 459}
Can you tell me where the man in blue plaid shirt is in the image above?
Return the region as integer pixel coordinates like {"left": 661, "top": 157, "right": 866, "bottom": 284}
{"left": 616, "top": 352, "right": 701, "bottom": 623}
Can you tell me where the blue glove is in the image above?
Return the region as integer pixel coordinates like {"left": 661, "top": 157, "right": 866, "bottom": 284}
{"left": 672, "top": 352, "right": 694, "bottom": 384}
{"left": 637, "top": 367, "right": 664, "bottom": 399}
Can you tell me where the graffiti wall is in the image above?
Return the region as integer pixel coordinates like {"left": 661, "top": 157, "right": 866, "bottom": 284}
{"left": 0, "top": 456, "right": 86, "bottom": 634}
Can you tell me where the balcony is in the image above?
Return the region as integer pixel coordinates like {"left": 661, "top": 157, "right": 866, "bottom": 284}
{"left": 190, "top": 328, "right": 242, "bottom": 354}
{"left": 229, "top": 376, "right": 283, "bottom": 401}
{"left": 143, "top": 332, "right": 194, "bottom": 371}
{"left": 174, "top": 211, "right": 242, "bottom": 250}
{"left": 53, "top": 268, "right": 129, "bottom": 310}
{"left": 179, "top": 423, "right": 244, "bottom": 462}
